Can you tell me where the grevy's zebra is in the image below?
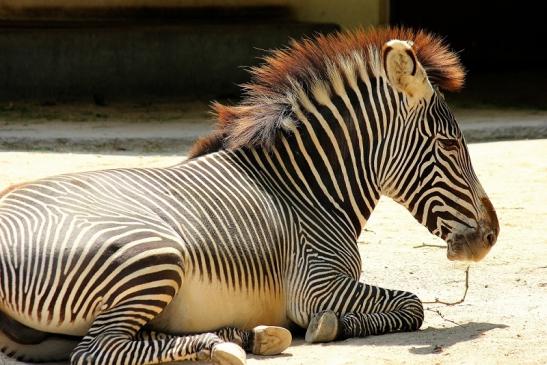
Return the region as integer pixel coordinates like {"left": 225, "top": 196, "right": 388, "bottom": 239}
{"left": 0, "top": 28, "right": 498, "bottom": 364}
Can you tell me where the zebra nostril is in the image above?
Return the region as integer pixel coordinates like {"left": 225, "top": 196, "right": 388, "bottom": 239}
{"left": 484, "top": 231, "right": 496, "bottom": 246}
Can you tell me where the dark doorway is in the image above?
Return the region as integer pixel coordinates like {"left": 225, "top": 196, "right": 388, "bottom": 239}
{"left": 391, "top": 1, "right": 546, "bottom": 109}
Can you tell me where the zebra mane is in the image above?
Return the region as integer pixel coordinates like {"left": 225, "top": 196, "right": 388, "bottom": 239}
{"left": 188, "top": 27, "right": 464, "bottom": 158}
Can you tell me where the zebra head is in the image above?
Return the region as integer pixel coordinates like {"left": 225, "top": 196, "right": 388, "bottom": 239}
{"left": 187, "top": 29, "right": 499, "bottom": 262}
{"left": 380, "top": 40, "right": 499, "bottom": 262}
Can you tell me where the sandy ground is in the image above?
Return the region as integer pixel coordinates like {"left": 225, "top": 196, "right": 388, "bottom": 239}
{"left": 0, "top": 139, "right": 546, "bottom": 365}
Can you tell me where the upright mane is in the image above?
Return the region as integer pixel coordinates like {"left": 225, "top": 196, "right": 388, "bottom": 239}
{"left": 188, "top": 27, "right": 465, "bottom": 159}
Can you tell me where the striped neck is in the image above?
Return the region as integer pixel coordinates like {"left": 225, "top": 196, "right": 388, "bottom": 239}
{"left": 242, "top": 75, "right": 408, "bottom": 238}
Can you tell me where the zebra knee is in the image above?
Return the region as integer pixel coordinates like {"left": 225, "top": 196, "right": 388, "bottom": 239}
{"left": 338, "top": 291, "right": 424, "bottom": 338}
{"left": 400, "top": 292, "right": 424, "bottom": 331}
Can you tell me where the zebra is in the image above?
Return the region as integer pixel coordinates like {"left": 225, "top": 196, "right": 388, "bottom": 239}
{"left": 0, "top": 27, "right": 499, "bottom": 364}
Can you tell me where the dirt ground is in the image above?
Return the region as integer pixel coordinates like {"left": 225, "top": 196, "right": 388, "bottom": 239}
{"left": 0, "top": 139, "right": 546, "bottom": 365}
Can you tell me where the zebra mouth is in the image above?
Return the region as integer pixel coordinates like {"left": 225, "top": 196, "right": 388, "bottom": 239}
{"left": 446, "top": 234, "right": 490, "bottom": 262}
{"left": 446, "top": 239, "right": 460, "bottom": 260}
{"left": 446, "top": 236, "right": 476, "bottom": 261}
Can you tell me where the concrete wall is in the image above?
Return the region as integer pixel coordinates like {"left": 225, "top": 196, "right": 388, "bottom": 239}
{"left": 292, "top": 0, "right": 389, "bottom": 29}
{"left": 0, "top": 0, "right": 388, "bottom": 28}
{"left": 0, "top": 0, "right": 286, "bottom": 6}
{"left": 0, "top": 22, "right": 338, "bottom": 101}
{"left": 0, "top": 0, "right": 385, "bottom": 101}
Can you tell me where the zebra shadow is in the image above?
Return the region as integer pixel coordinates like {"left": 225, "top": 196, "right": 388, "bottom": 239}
{"left": 290, "top": 321, "right": 508, "bottom": 355}
{"left": 1, "top": 322, "right": 507, "bottom": 364}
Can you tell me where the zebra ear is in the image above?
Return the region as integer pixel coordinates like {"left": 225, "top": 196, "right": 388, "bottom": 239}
{"left": 382, "top": 40, "right": 433, "bottom": 104}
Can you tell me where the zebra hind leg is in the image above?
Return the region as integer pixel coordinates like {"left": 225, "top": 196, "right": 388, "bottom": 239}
{"left": 125, "top": 325, "right": 292, "bottom": 365}
{"left": 135, "top": 330, "right": 247, "bottom": 365}
{"left": 72, "top": 315, "right": 291, "bottom": 365}
{"left": 70, "top": 270, "right": 247, "bottom": 364}
{"left": 72, "top": 324, "right": 247, "bottom": 365}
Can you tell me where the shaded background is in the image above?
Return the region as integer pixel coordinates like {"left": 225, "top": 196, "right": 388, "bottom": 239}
{"left": 390, "top": 1, "right": 546, "bottom": 108}
{"left": 0, "top": 0, "right": 545, "bottom": 108}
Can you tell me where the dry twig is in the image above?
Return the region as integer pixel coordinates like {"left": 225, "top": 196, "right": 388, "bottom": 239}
{"left": 425, "top": 308, "right": 463, "bottom": 327}
{"left": 422, "top": 266, "right": 470, "bottom": 306}
{"left": 413, "top": 243, "right": 446, "bottom": 249}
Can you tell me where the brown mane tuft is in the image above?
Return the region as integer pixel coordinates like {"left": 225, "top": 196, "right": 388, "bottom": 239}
{"left": 187, "top": 27, "right": 465, "bottom": 159}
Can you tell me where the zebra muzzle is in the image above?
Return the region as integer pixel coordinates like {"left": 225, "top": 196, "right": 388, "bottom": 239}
{"left": 446, "top": 223, "right": 498, "bottom": 262}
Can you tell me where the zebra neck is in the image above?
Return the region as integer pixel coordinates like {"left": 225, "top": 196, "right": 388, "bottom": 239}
{"left": 252, "top": 84, "right": 390, "bottom": 237}
{"left": 234, "top": 142, "right": 380, "bottom": 239}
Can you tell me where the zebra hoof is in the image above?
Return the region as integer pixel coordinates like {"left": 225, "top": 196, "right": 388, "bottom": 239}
{"left": 305, "top": 310, "right": 340, "bottom": 343}
{"left": 252, "top": 325, "right": 292, "bottom": 356}
{"left": 211, "top": 342, "right": 247, "bottom": 365}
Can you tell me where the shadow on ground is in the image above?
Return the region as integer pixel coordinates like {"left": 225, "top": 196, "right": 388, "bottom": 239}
{"left": 287, "top": 322, "right": 508, "bottom": 355}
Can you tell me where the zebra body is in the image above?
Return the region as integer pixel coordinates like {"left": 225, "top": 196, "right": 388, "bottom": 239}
{"left": 0, "top": 28, "right": 499, "bottom": 364}
{"left": 0, "top": 147, "right": 363, "bottom": 334}
{"left": 0, "top": 160, "right": 297, "bottom": 362}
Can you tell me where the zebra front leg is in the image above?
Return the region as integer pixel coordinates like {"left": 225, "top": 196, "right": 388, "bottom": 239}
{"left": 304, "top": 276, "right": 424, "bottom": 343}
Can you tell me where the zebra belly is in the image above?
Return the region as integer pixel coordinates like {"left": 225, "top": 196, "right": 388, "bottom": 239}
{"left": 149, "top": 275, "right": 289, "bottom": 334}
{"left": 0, "top": 301, "right": 94, "bottom": 337}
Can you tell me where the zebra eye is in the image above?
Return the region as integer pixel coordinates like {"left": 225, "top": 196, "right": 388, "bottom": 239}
{"left": 438, "top": 138, "right": 459, "bottom": 150}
